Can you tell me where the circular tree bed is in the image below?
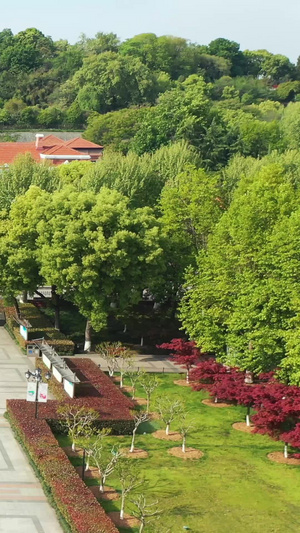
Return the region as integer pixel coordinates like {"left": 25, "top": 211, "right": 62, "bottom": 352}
{"left": 232, "top": 422, "right": 255, "bottom": 434}
{"left": 133, "top": 397, "right": 147, "bottom": 406}
{"left": 202, "top": 399, "right": 233, "bottom": 408}
{"left": 108, "top": 512, "right": 140, "bottom": 529}
{"left": 174, "top": 379, "right": 190, "bottom": 387}
{"left": 121, "top": 448, "right": 149, "bottom": 459}
{"left": 168, "top": 447, "right": 204, "bottom": 460}
{"left": 89, "top": 485, "right": 119, "bottom": 501}
{"left": 268, "top": 452, "right": 300, "bottom": 465}
{"left": 152, "top": 430, "right": 181, "bottom": 441}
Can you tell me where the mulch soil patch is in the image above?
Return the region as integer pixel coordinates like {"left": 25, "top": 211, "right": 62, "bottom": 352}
{"left": 232, "top": 422, "right": 255, "bottom": 434}
{"left": 133, "top": 397, "right": 147, "bottom": 406}
{"left": 174, "top": 379, "right": 190, "bottom": 387}
{"left": 168, "top": 446, "right": 204, "bottom": 460}
{"left": 75, "top": 466, "right": 99, "bottom": 479}
{"left": 89, "top": 485, "right": 119, "bottom": 501}
{"left": 268, "top": 452, "right": 300, "bottom": 465}
{"left": 108, "top": 512, "right": 140, "bottom": 529}
{"left": 120, "top": 448, "right": 149, "bottom": 459}
{"left": 152, "top": 430, "right": 181, "bottom": 441}
{"left": 202, "top": 399, "right": 234, "bottom": 408}
{"left": 63, "top": 446, "right": 84, "bottom": 458}
{"left": 149, "top": 411, "right": 160, "bottom": 420}
{"left": 121, "top": 385, "right": 133, "bottom": 393}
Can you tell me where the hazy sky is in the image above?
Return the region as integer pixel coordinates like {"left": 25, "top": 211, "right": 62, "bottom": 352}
{"left": 2, "top": 0, "right": 300, "bottom": 62}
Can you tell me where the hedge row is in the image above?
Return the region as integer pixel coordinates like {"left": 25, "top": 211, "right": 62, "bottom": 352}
{"left": 4, "top": 302, "right": 75, "bottom": 355}
{"left": 7, "top": 400, "right": 119, "bottom": 533}
{"left": 35, "top": 358, "right": 135, "bottom": 433}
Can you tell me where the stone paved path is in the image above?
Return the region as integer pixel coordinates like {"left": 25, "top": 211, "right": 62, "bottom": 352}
{"left": 0, "top": 328, "right": 62, "bottom": 533}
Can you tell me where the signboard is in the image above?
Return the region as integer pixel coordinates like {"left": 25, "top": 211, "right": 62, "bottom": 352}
{"left": 42, "top": 353, "right": 52, "bottom": 370}
{"left": 63, "top": 378, "right": 75, "bottom": 398}
{"left": 20, "top": 325, "right": 28, "bottom": 341}
{"left": 53, "top": 365, "right": 63, "bottom": 383}
{"left": 38, "top": 383, "right": 48, "bottom": 403}
{"left": 27, "top": 382, "right": 37, "bottom": 402}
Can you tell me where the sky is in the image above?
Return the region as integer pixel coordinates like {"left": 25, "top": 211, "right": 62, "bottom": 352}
{"left": 1, "top": 0, "right": 300, "bottom": 62}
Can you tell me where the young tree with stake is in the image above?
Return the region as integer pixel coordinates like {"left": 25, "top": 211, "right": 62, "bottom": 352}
{"left": 131, "top": 494, "right": 162, "bottom": 533}
{"left": 155, "top": 396, "right": 184, "bottom": 435}
{"left": 57, "top": 405, "right": 99, "bottom": 452}
{"left": 130, "top": 412, "right": 149, "bottom": 453}
{"left": 139, "top": 372, "right": 159, "bottom": 413}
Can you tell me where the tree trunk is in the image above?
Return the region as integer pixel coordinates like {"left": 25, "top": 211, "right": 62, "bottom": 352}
{"left": 139, "top": 521, "right": 144, "bottom": 533}
{"left": 130, "top": 428, "right": 137, "bottom": 452}
{"left": 284, "top": 443, "right": 288, "bottom": 458}
{"left": 246, "top": 405, "right": 251, "bottom": 427}
{"left": 72, "top": 441, "right": 75, "bottom": 452}
{"left": 214, "top": 396, "right": 218, "bottom": 403}
{"left": 120, "top": 372, "right": 123, "bottom": 388}
{"left": 20, "top": 290, "right": 28, "bottom": 303}
{"left": 123, "top": 324, "right": 127, "bottom": 333}
{"left": 99, "top": 475, "right": 104, "bottom": 492}
{"left": 140, "top": 336, "right": 144, "bottom": 347}
{"left": 186, "top": 369, "right": 189, "bottom": 383}
{"left": 120, "top": 494, "right": 125, "bottom": 519}
{"left": 84, "top": 319, "right": 92, "bottom": 352}
{"left": 182, "top": 435, "right": 186, "bottom": 453}
{"left": 85, "top": 455, "right": 90, "bottom": 471}
{"left": 51, "top": 286, "right": 60, "bottom": 330}
{"left": 13, "top": 297, "right": 21, "bottom": 319}
{"left": 132, "top": 385, "right": 136, "bottom": 400}
{"left": 166, "top": 423, "right": 170, "bottom": 436}
{"left": 146, "top": 395, "right": 150, "bottom": 414}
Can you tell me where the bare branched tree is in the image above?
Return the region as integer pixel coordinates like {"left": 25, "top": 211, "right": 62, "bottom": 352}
{"left": 155, "top": 397, "right": 184, "bottom": 435}
{"left": 131, "top": 494, "right": 162, "bottom": 533}
{"left": 130, "top": 412, "right": 149, "bottom": 453}
{"left": 96, "top": 342, "right": 124, "bottom": 377}
{"left": 139, "top": 372, "right": 159, "bottom": 413}
{"left": 57, "top": 405, "right": 98, "bottom": 452}
{"left": 126, "top": 369, "right": 141, "bottom": 399}
{"left": 117, "top": 460, "right": 143, "bottom": 520}
{"left": 178, "top": 414, "right": 194, "bottom": 453}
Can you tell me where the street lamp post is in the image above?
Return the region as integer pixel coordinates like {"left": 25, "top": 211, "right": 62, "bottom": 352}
{"left": 25, "top": 368, "right": 51, "bottom": 419}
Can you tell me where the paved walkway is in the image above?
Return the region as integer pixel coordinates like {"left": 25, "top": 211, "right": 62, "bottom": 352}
{"left": 73, "top": 351, "right": 183, "bottom": 373}
{"left": 0, "top": 328, "right": 62, "bottom": 533}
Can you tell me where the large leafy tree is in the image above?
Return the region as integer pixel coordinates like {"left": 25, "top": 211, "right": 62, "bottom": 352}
{"left": 180, "top": 161, "right": 299, "bottom": 374}
{"left": 36, "top": 186, "right": 164, "bottom": 348}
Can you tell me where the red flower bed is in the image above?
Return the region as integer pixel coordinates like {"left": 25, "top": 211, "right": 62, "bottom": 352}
{"left": 7, "top": 400, "right": 119, "bottom": 533}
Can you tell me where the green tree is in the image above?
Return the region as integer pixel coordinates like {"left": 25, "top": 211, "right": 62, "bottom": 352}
{"left": 36, "top": 186, "right": 164, "bottom": 346}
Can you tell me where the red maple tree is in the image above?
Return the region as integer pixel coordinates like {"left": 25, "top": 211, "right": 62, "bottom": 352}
{"left": 157, "top": 338, "right": 202, "bottom": 383}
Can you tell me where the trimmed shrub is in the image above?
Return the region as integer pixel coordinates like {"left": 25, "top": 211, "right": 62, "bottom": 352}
{"left": 7, "top": 401, "right": 119, "bottom": 533}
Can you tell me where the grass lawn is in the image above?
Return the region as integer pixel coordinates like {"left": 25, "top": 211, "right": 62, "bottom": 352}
{"left": 57, "top": 374, "right": 300, "bottom": 533}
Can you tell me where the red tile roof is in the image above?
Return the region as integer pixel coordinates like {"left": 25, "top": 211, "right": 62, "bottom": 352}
{"left": 0, "top": 143, "right": 40, "bottom": 164}
{"left": 41, "top": 135, "right": 65, "bottom": 147}
{"left": 64, "top": 137, "right": 103, "bottom": 149}
{"left": 0, "top": 136, "right": 103, "bottom": 166}
{"left": 42, "top": 145, "right": 84, "bottom": 156}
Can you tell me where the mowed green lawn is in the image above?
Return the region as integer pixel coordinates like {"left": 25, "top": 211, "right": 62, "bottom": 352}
{"left": 57, "top": 374, "right": 300, "bottom": 533}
